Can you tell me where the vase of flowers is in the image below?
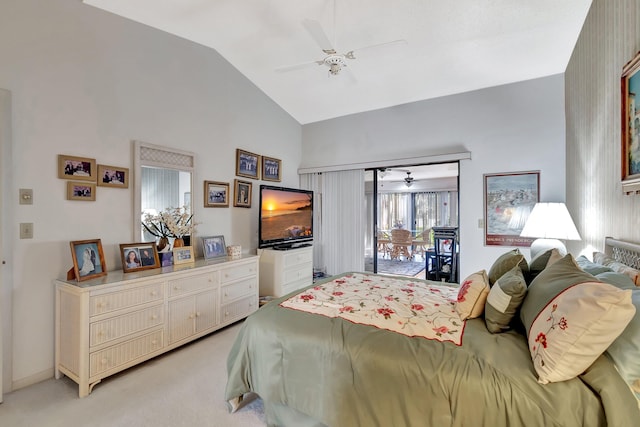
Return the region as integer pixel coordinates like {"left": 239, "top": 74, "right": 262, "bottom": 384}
{"left": 142, "top": 206, "right": 198, "bottom": 251}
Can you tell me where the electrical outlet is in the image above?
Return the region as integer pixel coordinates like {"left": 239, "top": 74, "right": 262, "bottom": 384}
{"left": 478, "top": 218, "right": 484, "bottom": 229}
{"left": 20, "top": 223, "right": 33, "bottom": 239}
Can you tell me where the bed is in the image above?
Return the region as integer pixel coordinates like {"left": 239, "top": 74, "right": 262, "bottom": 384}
{"left": 225, "top": 238, "right": 640, "bottom": 426}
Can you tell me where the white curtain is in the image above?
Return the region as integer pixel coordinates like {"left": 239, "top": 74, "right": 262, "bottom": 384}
{"left": 299, "top": 173, "right": 324, "bottom": 272}
{"left": 301, "top": 170, "right": 365, "bottom": 275}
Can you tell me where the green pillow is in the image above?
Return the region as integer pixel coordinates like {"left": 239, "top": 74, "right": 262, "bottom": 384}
{"left": 575, "top": 255, "right": 612, "bottom": 275}
{"left": 605, "top": 285, "right": 640, "bottom": 400}
{"left": 520, "top": 254, "right": 597, "bottom": 335}
{"left": 488, "top": 249, "right": 528, "bottom": 285}
{"left": 528, "top": 248, "right": 561, "bottom": 283}
{"left": 484, "top": 266, "right": 527, "bottom": 333}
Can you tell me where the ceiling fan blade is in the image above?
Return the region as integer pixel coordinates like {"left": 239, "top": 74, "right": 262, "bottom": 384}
{"left": 275, "top": 59, "right": 324, "bottom": 73}
{"left": 302, "top": 19, "right": 335, "bottom": 53}
{"left": 345, "top": 39, "right": 408, "bottom": 59}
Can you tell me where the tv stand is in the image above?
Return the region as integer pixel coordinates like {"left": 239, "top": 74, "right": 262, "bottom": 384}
{"left": 272, "top": 242, "right": 312, "bottom": 251}
{"left": 258, "top": 246, "right": 313, "bottom": 297}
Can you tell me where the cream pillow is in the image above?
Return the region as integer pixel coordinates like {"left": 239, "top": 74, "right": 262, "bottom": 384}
{"left": 455, "top": 270, "right": 490, "bottom": 320}
{"left": 520, "top": 254, "right": 636, "bottom": 384}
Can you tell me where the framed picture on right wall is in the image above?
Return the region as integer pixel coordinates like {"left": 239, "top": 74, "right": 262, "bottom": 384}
{"left": 621, "top": 50, "right": 640, "bottom": 194}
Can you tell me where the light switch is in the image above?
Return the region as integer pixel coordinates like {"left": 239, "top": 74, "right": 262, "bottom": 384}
{"left": 478, "top": 218, "right": 484, "bottom": 229}
{"left": 19, "top": 188, "right": 33, "bottom": 205}
{"left": 20, "top": 223, "right": 33, "bottom": 239}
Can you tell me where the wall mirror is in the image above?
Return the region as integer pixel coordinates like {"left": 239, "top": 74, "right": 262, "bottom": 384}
{"left": 133, "top": 141, "right": 195, "bottom": 243}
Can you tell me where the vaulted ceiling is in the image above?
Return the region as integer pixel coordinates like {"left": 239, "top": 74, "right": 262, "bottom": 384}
{"left": 83, "top": 0, "right": 592, "bottom": 124}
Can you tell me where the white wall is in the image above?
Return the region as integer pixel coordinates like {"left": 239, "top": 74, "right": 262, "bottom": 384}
{"left": 0, "top": 0, "right": 300, "bottom": 390}
{"left": 302, "top": 75, "right": 568, "bottom": 278}
{"left": 565, "top": 0, "right": 640, "bottom": 255}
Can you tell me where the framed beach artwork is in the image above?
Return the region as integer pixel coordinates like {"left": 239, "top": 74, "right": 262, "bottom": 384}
{"left": 483, "top": 171, "right": 539, "bottom": 247}
{"left": 621, "top": 50, "right": 640, "bottom": 194}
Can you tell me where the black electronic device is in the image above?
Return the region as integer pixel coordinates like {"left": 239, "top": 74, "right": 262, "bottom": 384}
{"left": 258, "top": 185, "right": 313, "bottom": 250}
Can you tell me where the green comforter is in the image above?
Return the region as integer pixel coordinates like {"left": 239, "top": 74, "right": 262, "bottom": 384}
{"left": 226, "top": 278, "right": 640, "bottom": 427}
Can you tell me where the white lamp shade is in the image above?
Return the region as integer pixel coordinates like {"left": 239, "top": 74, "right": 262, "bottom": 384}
{"left": 520, "top": 203, "right": 581, "bottom": 241}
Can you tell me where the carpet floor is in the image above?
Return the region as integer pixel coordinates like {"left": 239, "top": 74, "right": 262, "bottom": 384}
{"left": 0, "top": 322, "right": 266, "bottom": 427}
{"left": 364, "top": 257, "right": 426, "bottom": 277}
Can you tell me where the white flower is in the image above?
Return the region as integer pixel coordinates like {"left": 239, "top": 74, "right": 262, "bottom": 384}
{"left": 142, "top": 206, "right": 198, "bottom": 239}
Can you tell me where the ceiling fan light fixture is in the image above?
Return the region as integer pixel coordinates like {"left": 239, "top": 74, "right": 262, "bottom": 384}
{"left": 404, "top": 171, "right": 414, "bottom": 188}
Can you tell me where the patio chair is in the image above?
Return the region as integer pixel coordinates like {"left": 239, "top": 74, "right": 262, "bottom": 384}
{"left": 390, "top": 229, "right": 413, "bottom": 261}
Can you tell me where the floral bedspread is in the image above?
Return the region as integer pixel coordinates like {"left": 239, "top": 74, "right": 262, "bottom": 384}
{"left": 279, "top": 272, "right": 465, "bottom": 344}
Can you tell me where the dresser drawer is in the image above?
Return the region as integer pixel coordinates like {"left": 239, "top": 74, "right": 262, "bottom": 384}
{"left": 90, "top": 283, "right": 163, "bottom": 316}
{"left": 169, "top": 272, "right": 217, "bottom": 297}
{"left": 90, "top": 305, "right": 164, "bottom": 347}
{"left": 282, "top": 277, "right": 312, "bottom": 296}
{"left": 89, "top": 329, "right": 163, "bottom": 376}
{"left": 221, "top": 295, "right": 258, "bottom": 324}
{"left": 221, "top": 277, "right": 257, "bottom": 305}
{"left": 283, "top": 262, "right": 312, "bottom": 285}
{"left": 220, "top": 262, "right": 258, "bottom": 283}
{"left": 283, "top": 249, "right": 313, "bottom": 268}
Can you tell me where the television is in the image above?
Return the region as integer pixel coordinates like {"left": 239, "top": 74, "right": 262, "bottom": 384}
{"left": 259, "top": 185, "right": 313, "bottom": 249}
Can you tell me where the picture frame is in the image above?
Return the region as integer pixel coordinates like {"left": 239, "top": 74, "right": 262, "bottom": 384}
{"left": 67, "top": 182, "right": 96, "bottom": 201}
{"left": 119, "top": 242, "right": 160, "bottom": 273}
{"left": 236, "top": 149, "right": 261, "bottom": 180}
{"left": 621, "top": 50, "right": 640, "bottom": 194}
{"left": 159, "top": 251, "right": 174, "bottom": 267}
{"left": 58, "top": 154, "right": 97, "bottom": 181}
{"left": 202, "top": 235, "right": 227, "bottom": 259}
{"left": 262, "top": 156, "right": 282, "bottom": 182}
{"left": 69, "top": 239, "right": 107, "bottom": 282}
{"left": 97, "top": 164, "right": 129, "bottom": 188}
{"left": 173, "top": 246, "right": 195, "bottom": 265}
{"left": 204, "top": 180, "right": 229, "bottom": 207}
{"left": 233, "top": 179, "right": 252, "bottom": 208}
{"left": 483, "top": 171, "right": 540, "bottom": 247}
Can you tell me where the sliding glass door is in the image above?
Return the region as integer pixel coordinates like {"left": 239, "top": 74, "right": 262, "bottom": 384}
{"left": 365, "top": 163, "right": 459, "bottom": 278}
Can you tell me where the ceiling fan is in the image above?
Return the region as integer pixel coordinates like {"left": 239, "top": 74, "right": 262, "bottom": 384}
{"left": 275, "top": 19, "right": 407, "bottom": 78}
{"left": 404, "top": 171, "right": 414, "bottom": 188}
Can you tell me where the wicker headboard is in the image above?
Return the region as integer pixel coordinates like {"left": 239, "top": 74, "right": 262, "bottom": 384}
{"left": 604, "top": 237, "right": 640, "bottom": 270}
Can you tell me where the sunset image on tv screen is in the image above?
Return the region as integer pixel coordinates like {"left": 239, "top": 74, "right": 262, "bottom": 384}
{"left": 261, "top": 189, "right": 312, "bottom": 241}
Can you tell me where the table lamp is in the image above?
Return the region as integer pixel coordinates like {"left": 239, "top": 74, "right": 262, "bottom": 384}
{"left": 519, "top": 202, "right": 581, "bottom": 259}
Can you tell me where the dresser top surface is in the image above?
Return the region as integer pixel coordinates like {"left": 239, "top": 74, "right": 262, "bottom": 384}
{"left": 57, "top": 254, "right": 258, "bottom": 289}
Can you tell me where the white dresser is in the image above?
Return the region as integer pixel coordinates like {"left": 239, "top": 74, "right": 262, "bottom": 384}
{"left": 55, "top": 255, "right": 258, "bottom": 397}
{"left": 258, "top": 246, "right": 313, "bottom": 297}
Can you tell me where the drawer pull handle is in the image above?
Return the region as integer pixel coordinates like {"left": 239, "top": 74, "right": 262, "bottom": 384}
{"left": 151, "top": 315, "right": 158, "bottom": 320}
{"left": 196, "top": 312, "right": 201, "bottom": 317}
{"left": 151, "top": 340, "right": 157, "bottom": 345}
{"left": 224, "top": 292, "right": 228, "bottom": 297}
{"left": 174, "top": 286, "right": 181, "bottom": 290}
{"left": 189, "top": 314, "right": 195, "bottom": 319}
{"left": 101, "top": 358, "right": 108, "bottom": 365}
{"left": 225, "top": 312, "right": 229, "bottom": 316}
{"left": 150, "top": 291, "right": 158, "bottom": 296}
